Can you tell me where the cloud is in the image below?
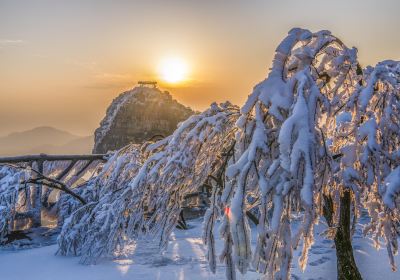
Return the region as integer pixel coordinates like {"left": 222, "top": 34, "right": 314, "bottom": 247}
{"left": 84, "top": 72, "right": 136, "bottom": 90}
{"left": 93, "top": 73, "right": 131, "bottom": 80}
{"left": 0, "top": 39, "right": 25, "bottom": 48}
{"left": 64, "top": 58, "right": 97, "bottom": 71}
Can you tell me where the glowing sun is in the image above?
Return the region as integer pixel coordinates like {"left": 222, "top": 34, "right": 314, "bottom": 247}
{"left": 158, "top": 57, "right": 188, "bottom": 83}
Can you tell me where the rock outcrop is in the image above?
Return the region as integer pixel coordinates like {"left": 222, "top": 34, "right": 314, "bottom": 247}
{"left": 93, "top": 86, "right": 194, "bottom": 154}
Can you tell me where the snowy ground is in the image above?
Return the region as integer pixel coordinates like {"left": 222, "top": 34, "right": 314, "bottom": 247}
{"left": 0, "top": 217, "right": 399, "bottom": 280}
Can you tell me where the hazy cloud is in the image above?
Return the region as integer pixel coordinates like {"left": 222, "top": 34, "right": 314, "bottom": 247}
{"left": 84, "top": 72, "right": 136, "bottom": 90}
{"left": 64, "top": 58, "right": 97, "bottom": 71}
{"left": 0, "top": 39, "right": 25, "bottom": 48}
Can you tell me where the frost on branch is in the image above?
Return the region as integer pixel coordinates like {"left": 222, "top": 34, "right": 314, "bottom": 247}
{"left": 0, "top": 166, "right": 25, "bottom": 242}
{"left": 57, "top": 102, "right": 239, "bottom": 264}
{"left": 220, "top": 28, "right": 360, "bottom": 279}
{"left": 0, "top": 159, "right": 103, "bottom": 242}
{"left": 358, "top": 60, "right": 400, "bottom": 271}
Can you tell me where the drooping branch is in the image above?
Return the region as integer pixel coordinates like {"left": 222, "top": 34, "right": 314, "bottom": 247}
{"left": 26, "top": 167, "right": 87, "bottom": 205}
{"left": 1, "top": 163, "right": 87, "bottom": 205}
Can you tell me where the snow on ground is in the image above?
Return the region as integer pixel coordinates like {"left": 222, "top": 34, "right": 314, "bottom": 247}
{"left": 0, "top": 217, "right": 399, "bottom": 280}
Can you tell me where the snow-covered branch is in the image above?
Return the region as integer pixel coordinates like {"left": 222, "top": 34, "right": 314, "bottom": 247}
{"left": 57, "top": 102, "right": 239, "bottom": 264}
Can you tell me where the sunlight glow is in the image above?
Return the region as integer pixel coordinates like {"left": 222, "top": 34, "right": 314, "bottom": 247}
{"left": 158, "top": 57, "right": 188, "bottom": 83}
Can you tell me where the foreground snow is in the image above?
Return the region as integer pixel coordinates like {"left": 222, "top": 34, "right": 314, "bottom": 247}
{"left": 0, "top": 218, "right": 399, "bottom": 280}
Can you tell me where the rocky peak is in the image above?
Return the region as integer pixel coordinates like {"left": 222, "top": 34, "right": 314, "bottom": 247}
{"left": 93, "top": 86, "right": 194, "bottom": 154}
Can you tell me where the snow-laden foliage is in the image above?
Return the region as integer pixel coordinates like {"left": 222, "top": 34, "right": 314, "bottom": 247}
{"left": 201, "top": 30, "right": 400, "bottom": 280}
{"left": 357, "top": 60, "right": 400, "bottom": 271}
{"left": 42, "top": 159, "right": 103, "bottom": 217}
{"left": 204, "top": 28, "right": 363, "bottom": 279}
{"left": 57, "top": 102, "right": 239, "bottom": 264}
{"left": 0, "top": 166, "right": 26, "bottom": 242}
{"left": 0, "top": 160, "right": 103, "bottom": 242}
{"left": 57, "top": 144, "right": 146, "bottom": 259}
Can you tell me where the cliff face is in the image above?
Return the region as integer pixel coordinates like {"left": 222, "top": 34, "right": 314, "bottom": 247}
{"left": 93, "top": 86, "right": 194, "bottom": 154}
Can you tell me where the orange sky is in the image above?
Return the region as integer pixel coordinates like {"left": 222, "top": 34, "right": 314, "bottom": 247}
{"left": 0, "top": 0, "right": 399, "bottom": 136}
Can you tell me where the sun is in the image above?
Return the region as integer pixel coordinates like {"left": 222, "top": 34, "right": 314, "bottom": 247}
{"left": 158, "top": 57, "right": 188, "bottom": 84}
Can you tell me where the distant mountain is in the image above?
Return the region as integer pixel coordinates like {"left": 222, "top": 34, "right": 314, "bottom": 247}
{"left": 0, "top": 126, "right": 93, "bottom": 156}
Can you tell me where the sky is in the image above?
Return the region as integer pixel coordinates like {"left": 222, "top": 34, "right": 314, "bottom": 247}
{"left": 0, "top": 0, "right": 399, "bottom": 136}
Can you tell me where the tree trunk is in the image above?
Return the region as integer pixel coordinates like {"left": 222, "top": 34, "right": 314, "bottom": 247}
{"left": 334, "top": 190, "right": 362, "bottom": 280}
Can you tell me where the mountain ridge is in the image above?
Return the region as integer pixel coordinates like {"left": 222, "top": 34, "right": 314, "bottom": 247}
{"left": 0, "top": 126, "right": 93, "bottom": 156}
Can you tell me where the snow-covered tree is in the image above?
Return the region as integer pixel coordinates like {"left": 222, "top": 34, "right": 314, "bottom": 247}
{"left": 0, "top": 159, "right": 103, "bottom": 243}
{"left": 210, "top": 29, "right": 398, "bottom": 280}
{"left": 0, "top": 166, "right": 25, "bottom": 243}
{"left": 57, "top": 144, "right": 147, "bottom": 260}
{"left": 57, "top": 102, "right": 239, "bottom": 264}
{"left": 358, "top": 60, "right": 400, "bottom": 273}
{"left": 216, "top": 28, "right": 362, "bottom": 279}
